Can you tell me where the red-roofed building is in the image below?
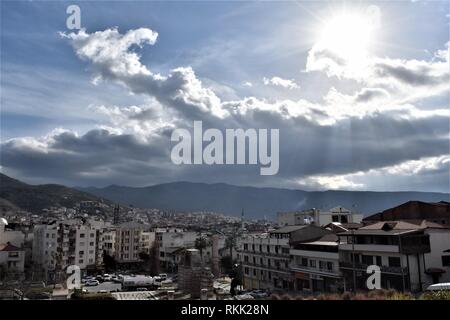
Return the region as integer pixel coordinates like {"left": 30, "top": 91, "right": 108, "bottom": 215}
{"left": 0, "top": 242, "right": 25, "bottom": 273}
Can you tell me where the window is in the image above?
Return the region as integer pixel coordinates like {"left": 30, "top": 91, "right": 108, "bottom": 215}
{"left": 244, "top": 255, "right": 249, "bottom": 262}
{"left": 319, "top": 261, "right": 325, "bottom": 269}
{"left": 332, "top": 215, "right": 339, "bottom": 222}
{"left": 375, "top": 256, "right": 381, "bottom": 267}
{"left": 268, "top": 259, "right": 271, "bottom": 267}
{"left": 327, "top": 262, "right": 333, "bottom": 271}
{"left": 89, "top": 242, "right": 94, "bottom": 246}
{"left": 282, "top": 247, "right": 290, "bottom": 254}
{"left": 267, "top": 245, "right": 270, "bottom": 253}
{"left": 8, "top": 252, "right": 19, "bottom": 258}
{"left": 389, "top": 257, "right": 401, "bottom": 267}
{"left": 442, "top": 255, "right": 450, "bottom": 266}
{"left": 79, "top": 250, "right": 84, "bottom": 255}
{"left": 259, "top": 245, "right": 262, "bottom": 252}
{"left": 90, "top": 233, "right": 95, "bottom": 238}
{"left": 244, "top": 267, "right": 249, "bottom": 275}
{"left": 80, "top": 233, "right": 85, "bottom": 238}
{"left": 309, "top": 260, "right": 316, "bottom": 268}
{"left": 79, "top": 259, "right": 83, "bottom": 264}
{"left": 362, "top": 255, "right": 373, "bottom": 265}
{"left": 301, "top": 258, "right": 308, "bottom": 267}
{"left": 253, "top": 269, "right": 256, "bottom": 276}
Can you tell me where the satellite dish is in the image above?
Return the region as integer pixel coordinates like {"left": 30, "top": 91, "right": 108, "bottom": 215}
{"left": 0, "top": 218, "right": 8, "bottom": 225}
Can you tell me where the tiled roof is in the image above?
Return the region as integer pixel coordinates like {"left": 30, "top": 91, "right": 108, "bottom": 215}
{"left": 0, "top": 243, "right": 20, "bottom": 251}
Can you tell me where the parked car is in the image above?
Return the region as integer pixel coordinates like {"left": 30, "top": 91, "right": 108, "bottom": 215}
{"left": 158, "top": 273, "right": 168, "bottom": 280}
{"left": 249, "top": 290, "right": 269, "bottom": 299}
{"left": 95, "top": 275, "right": 104, "bottom": 282}
{"left": 136, "top": 288, "right": 148, "bottom": 291}
{"left": 85, "top": 280, "right": 100, "bottom": 286}
{"left": 103, "top": 274, "right": 113, "bottom": 281}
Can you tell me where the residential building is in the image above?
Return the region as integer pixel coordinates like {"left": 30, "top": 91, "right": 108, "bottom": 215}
{"left": 114, "top": 221, "right": 145, "bottom": 263}
{"left": 155, "top": 228, "right": 196, "bottom": 271}
{"left": 0, "top": 218, "right": 24, "bottom": 248}
{"left": 363, "top": 201, "right": 450, "bottom": 226}
{"left": 278, "top": 206, "right": 363, "bottom": 227}
{"left": 238, "top": 225, "right": 331, "bottom": 291}
{"left": 290, "top": 233, "right": 342, "bottom": 293}
{"left": 337, "top": 220, "right": 450, "bottom": 292}
{"left": 0, "top": 242, "right": 25, "bottom": 274}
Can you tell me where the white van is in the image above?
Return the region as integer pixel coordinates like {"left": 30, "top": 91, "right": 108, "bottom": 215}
{"left": 426, "top": 283, "right": 450, "bottom": 291}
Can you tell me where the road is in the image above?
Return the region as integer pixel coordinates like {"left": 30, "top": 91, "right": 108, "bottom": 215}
{"left": 83, "top": 281, "right": 122, "bottom": 293}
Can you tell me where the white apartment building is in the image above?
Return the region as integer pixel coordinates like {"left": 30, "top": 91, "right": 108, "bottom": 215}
{"left": 155, "top": 228, "right": 196, "bottom": 270}
{"left": 73, "top": 225, "right": 98, "bottom": 269}
{"left": 32, "top": 220, "right": 104, "bottom": 272}
{"left": 337, "top": 221, "right": 450, "bottom": 292}
{"left": 278, "top": 206, "right": 363, "bottom": 227}
{"left": 238, "top": 225, "right": 331, "bottom": 291}
{"left": 290, "top": 233, "right": 342, "bottom": 293}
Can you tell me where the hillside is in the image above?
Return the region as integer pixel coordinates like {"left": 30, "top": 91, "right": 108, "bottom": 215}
{"left": 0, "top": 173, "right": 111, "bottom": 213}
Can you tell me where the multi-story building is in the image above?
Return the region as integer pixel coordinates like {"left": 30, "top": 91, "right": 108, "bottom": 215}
{"left": 290, "top": 233, "right": 342, "bottom": 293}
{"left": 0, "top": 242, "right": 25, "bottom": 274}
{"left": 337, "top": 220, "right": 450, "bottom": 292}
{"left": 238, "top": 225, "right": 331, "bottom": 291}
{"left": 363, "top": 201, "right": 450, "bottom": 226}
{"left": 155, "top": 228, "right": 196, "bottom": 271}
{"left": 0, "top": 218, "right": 25, "bottom": 248}
{"left": 140, "top": 231, "right": 156, "bottom": 255}
{"left": 32, "top": 220, "right": 105, "bottom": 273}
{"left": 114, "top": 221, "right": 145, "bottom": 263}
{"left": 278, "top": 206, "right": 363, "bottom": 227}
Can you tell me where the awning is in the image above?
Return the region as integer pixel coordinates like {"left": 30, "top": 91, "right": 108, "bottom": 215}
{"left": 425, "top": 268, "right": 446, "bottom": 274}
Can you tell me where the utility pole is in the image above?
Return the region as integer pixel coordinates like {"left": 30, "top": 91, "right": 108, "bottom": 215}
{"left": 352, "top": 229, "right": 357, "bottom": 293}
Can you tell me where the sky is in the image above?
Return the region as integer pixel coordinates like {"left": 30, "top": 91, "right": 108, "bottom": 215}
{"left": 0, "top": 0, "right": 449, "bottom": 193}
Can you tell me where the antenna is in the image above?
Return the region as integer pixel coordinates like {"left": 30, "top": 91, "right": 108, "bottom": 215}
{"left": 113, "top": 204, "right": 120, "bottom": 225}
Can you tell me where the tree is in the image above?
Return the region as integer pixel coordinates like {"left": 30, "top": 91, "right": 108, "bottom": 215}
{"left": 195, "top": 236, "right": 208, "bottom": 260}
{"left": 148, "top": 241, "right": 160, "bottom": 276}
{"left": 225, "top": 235, "right": 236, "bottom": 260}
{"left": 103, "top": 251, "right": 116, "bottom": 272}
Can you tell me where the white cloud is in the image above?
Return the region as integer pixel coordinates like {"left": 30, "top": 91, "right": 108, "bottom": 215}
{"left": 263, "top": 76, "right": 299, "bottom": 89}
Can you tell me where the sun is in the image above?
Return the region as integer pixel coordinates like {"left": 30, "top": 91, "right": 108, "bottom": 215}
{"left": 319, "top": 13, "right": 375, "bottom": 62}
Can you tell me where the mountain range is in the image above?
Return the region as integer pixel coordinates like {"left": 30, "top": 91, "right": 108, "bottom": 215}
{"left": 1, "top": 173, "right": 448, "bottom": 219}
{"left": 79, "top": 181, "right": 450, "bottom": 219}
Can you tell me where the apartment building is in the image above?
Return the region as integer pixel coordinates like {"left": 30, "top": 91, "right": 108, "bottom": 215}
{"left": 114, "top": 221, "right": 145, "bottom": 263}
{"left": 140, "top": 231, "right": 156, "bottom": 254}
{"left": 364, "top": 201, "right": 450, "bottom": 226}
{"left": 32, "top": 220, "right": 104, "bottom": 272}
{"left": 0, "top": 218, "right": 25, "bottom": 248}
{"left": 290, "top": 233, "right": 342, "bottom": 293}
{"left": 0, "top": 242, "right": 25, "bottom": 274}
{"left": 278, "top": 206, "right": 363, "bottom": 227}
{"left": 337, "top": 220, "right": 450, "bottom": 292}
{"left": 238, "top": 225, "right": 330, "bottom": 291}
{"left": 102, "top": 229, "right": 116, "bottom": 257}
{"left": 155, "top": 228, "right": 196, "bottom": 271}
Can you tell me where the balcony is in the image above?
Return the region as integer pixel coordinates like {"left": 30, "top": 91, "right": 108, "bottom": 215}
{"left": 339, "top": 243, "right": 399, "bottom": 253}
{"left": 339, "top": 261, "right": 407, "bottom": 275}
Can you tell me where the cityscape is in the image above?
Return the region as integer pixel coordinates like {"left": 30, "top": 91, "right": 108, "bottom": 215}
{"left": 0, "top": 172, "right": 449, "bottom": 300}
{"left": 1, "top": 0, "right": 449, "bottom": 306}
